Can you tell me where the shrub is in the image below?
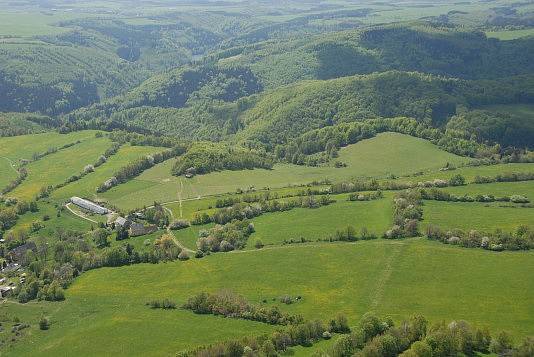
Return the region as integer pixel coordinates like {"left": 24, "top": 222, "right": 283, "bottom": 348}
{"left": 169, "top": 219, "right": 191, "bottom": 230}
{"left": 147, "top": 299, "right": 176, "bottom": 309}
{"left": 254, "top": 239, "right": 264, "bottom": 249}
{"left": 178, "top": 250, "right": 190, "bottom": 261}
{"left": 39, "top": 317, "right": 49, "bottom": 330}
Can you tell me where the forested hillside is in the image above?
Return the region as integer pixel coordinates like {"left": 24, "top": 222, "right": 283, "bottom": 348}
{"left": 59, "top": 23, "right": 534, "bottom": 146}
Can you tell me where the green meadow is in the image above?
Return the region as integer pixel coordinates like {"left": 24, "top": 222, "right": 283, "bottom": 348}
{"left": 441, "top": 180, "right": 534, "bottom": 201}
{"left": 410, "top": 163, "right": 534, "bottom": 183}
{"left": 102, "top": 133, "right": 468, "bottom": 210}
{"left": 486, "top": 28, "right": 534, "bottom": 40}
{"left": 247, "top": 196, "right": 393, "bottom": 248}
{"left": 422, "top": 201, "right": 534, "bottom": 232}
{"left": 0, "top": 131, "right": 100, "bottom": 163}
{"left": 10, "top": 136, "right": 112, "bottom": 200}
{"left": 0, "top": 157, "right": 17, "bottom": 188}
{"left": 52, "top": 144, "right": 165, "bottom": 201}
{"left": 3, "top": 239, "right": 532, "bottom": 356}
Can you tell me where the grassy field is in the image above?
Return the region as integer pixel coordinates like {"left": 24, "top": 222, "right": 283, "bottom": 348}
{"left": 102, "top": 133, "right": 468, "bottom": 210}
{"left": 247, "top": 195, "right": 393, "bottom": 248}
{"left": 441, "top": 180, "right": 534, "bottom": 201}
{"left": 3, "top": 239, "right": 532, "bottom": 356}
{"left": 52, "top": 144, "right": 165, "bottom": 201}
{"left": 409, "top": 163, "right": 534, "bottom": 183}
{"left": 486, "top": 28, "right": 534, "bottom": 40}
{"left": 0, "top": 131, "right": 101, "bottom": 164}
{"left": 0, "top": 157, "right": 17, "bottom": 188}
{"left": 422, "top": 201, "right": 534, "bottom": 232}
{"left": 10, "top": 136, "right": 113, "bottom": 200}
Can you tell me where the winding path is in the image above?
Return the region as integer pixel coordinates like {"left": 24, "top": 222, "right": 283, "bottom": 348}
{"left": 65, "top": 203, "right": 98, "bottom": 224}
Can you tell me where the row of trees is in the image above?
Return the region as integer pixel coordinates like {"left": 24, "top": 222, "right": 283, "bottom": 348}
{"left": 331, "top": 174, "right": 466, "bottom": 196}
{"left": 426, "top": 225, "right": 534, "bottom": 251}
{"left": 474, "top": 171, "right": 534, "bottom": 184}
{"left": 180, "top": 309, "right": 533, "bottom": 357}
{"left": 420, "top": 188, "right": 530, "bottom": 204}
{"left": 192, "top": 195, "right": 335, "bottom": 226}
{"left": 97, "top": 145, "right": 186, "bottom": 192}
{"left": 385, "top": 190, "right": 423, "bottom": 239}
{"left": 183, "top": 291, "right": 304, "bottom": 326}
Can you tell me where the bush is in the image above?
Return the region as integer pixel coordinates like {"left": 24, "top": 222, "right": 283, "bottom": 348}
{"left": 169, "top": 219, "right": 191, "bottom": 230}
{"left": 146, "top": 299, "right": 176, "bottom": 309}
{"left": 39, "top": 317, "right": 50, "bottom": 330}
{"left": 178, "top": 250, "right": 190, "bottom": 261}
{"left": 254, "top": 239, "right": 264, "bottom": 249}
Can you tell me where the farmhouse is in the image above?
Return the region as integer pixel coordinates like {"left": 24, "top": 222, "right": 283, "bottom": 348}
{"left": 70, "top": 197, "right": 109, "bottom": 215}
{"left": 114, "top": 216, "right": 131, "bottom": 228}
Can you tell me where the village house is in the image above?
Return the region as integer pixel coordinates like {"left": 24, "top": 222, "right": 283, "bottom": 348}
{"left": 114, "top": 216, "right": 131, "bottom": 229}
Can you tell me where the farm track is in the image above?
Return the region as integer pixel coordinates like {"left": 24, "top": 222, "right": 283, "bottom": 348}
{"left": 1, "top": 156, "right": 18, "bottom": 174}
{"left": 369, "top": 243, "right": 403, "bottom": 310}
{"left": 65, "top": 203, "right": 98, "bottom": 224}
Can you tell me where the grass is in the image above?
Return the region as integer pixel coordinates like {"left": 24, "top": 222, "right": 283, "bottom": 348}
{"left": 247, "top": 195, "right": 393, "bottom": 248}
{"left": 441, "top": 181, "right": 534, "bottom": 201}
{"left": 10, "top": 136, "right": 113, "bottom": 200}
{"left": 172, "top": 224, "right": 215, "bottom": 251}
{"left": 486, "top": 28, "right": 534, "bottom": 40}
{"left": 0, "top": 131, "right": 101, "bottom": 164}
{"left": 3, "top": 239, "right": 533, "bottom": 356}
{"left": 0, "top": 157, "right": 17, "bottom": 188}
{"left": 102, "top": 133, "right": 468, "bottom": 210}
{"left": 421, "top": 201, "right": 534, "bottom": 232}
{"left": 408, "top": 163, "right": 534, "bottom": 183}
{"left": 52, "top": 144, "right": 165, "bottom": 201}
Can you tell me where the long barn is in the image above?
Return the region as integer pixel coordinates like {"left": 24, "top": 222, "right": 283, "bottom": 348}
{"left": 70, "top": 197, "right": 109, "bottom": 215}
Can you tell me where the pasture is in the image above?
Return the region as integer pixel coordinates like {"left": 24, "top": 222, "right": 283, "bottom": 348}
{"left": 0, "top": 157, "right": 17, "bottom": 188}
{"left": 10, "top": 136, "right": 112, "bottom": 200}
{"left": 0, "top": 131, "right": 100, "bottom": 163}
{"left": 441, "top": 180, "right": 534, "bottom": 201}
{"left": 101, "top": 133, "right": 468, "bottom": 210}
{"left": 3, "top": 239, "right": 532, "bottom": 356}
{"left": 486, "top": 28, "right": 534, "bottom": 40}
{"left": 52, "top": 144, "right": 165, "bottom": 201}
{"left": 246, "top": 196, "right": 393, "bottom": 248}
{"left": 421, "top": 201, "right": 534, "bottom": 232}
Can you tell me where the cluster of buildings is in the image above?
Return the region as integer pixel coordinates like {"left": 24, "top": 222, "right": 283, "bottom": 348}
{"left": 69, "top": 197, "right": 156, "bottom": 237}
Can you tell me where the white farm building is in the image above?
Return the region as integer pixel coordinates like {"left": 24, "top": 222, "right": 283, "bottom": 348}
{"left": 70, "top": 197, "right": 109, "bottom": 215}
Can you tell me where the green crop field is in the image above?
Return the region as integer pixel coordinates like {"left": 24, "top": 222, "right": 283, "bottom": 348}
{"left": 422, "top": 201, "right": 534, "bottom": 232}
{"left": 10, "top": 136, "right": 113, "bottom": 200}
{"left": 102, "top": 133, "right": 468, "bottom": 210}
{"left": 3, "top": 239, "right": 532, "bottom": 356}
